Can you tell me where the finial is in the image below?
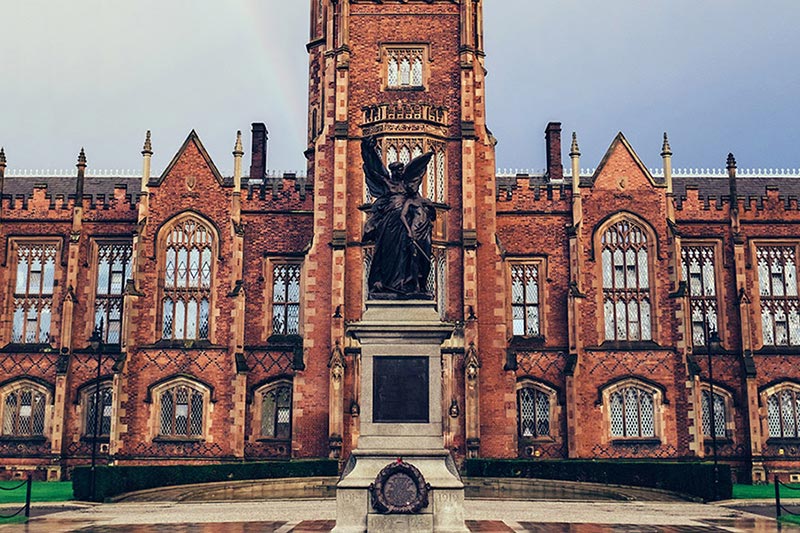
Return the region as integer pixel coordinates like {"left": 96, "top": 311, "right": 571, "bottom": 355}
{"left": 0, "top": 147, "right": 6, "bottom": 166}
{"left": 661, "top": 133, "right": 672, "bottom": 157}
{"left": 726, "top": 153, "right": 737, "bottom": 171}
{"left": 233, "top": 130, "right": 244, "bottom": 156}
{"left": 569, "top": 132, "right": 580, "bottom": 157}
{"left": 142, "top": 130, "right": 153, "bottom": 156}
{"left": 77, "top": 148, "right": 87, "bottom": 167}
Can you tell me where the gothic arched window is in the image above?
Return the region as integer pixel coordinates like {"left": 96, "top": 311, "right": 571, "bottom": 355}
{"left": 767, "top": 385, "right": 800, "bottom": 439}
{"left": 82, "top": 382, "right": 113, "bottom": 437}
{"left": 157, "top": 381, "right": 207, "bottom": 438}
{"left": 757, "top": 246, "right": 800, "bottom": 346}
{"left": 606, "top": 381, "right": 659, "bottom": 439}
{"left": 701, "top": 387, "right": 728, "bottom": 439}
{"left": 517, "top": 382, "right": 554, "bottom": 439}
{"left": 259, "top": 381, "right": 292, "bottom": 439}
{"left": 12, "top": 243, "right": 58, "bottom": 344}
{"left": 161, "top": 217, "right": 214, "bottom": 341}
{"left": 601, "top": 219, "right": 652, "bottom": 341}
{"left": 1, "top": 381, "right": 49, "bottom": 437}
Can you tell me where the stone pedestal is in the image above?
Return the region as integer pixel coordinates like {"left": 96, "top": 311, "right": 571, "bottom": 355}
{"left": 333, "top": 301, "right": 467, "bottom": 533}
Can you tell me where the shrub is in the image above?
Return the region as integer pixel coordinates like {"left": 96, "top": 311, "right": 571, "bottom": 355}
{"left": 72, "top": 459, "right": 338, "bottom": 502}
{"left": 464, "top": 459, "right": 732, "bottom": 501}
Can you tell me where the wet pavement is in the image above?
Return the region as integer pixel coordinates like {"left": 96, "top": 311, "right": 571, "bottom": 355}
{"left": 2, "top": 500, "right": 796, "bottom": 533}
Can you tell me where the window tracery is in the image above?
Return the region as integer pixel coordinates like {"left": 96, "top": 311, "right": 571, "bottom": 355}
{"left": 161, "top": 217, "right": 214, "bottom": 341}
{"left": 378, "top": 137, "right": 446, "bottom": 204}
{"left": 701, "top": 388, "right": 727, "bottom": 439}
{"left": 601, "top": 219, "right": 652, "bottom": 341}
{"left": 272, "top": 263, "right": 301, "bottom": 336}
{"left": 95, "top": 243, "right": 132, "bottom": 345}
{"left": 517, "top": 383, "right": 553, "bottom": 439}
{"left": 158, "top": 382, "right": 205, "bottom": 438}
{"left": 767, "top": 385, "right": 800, "bottom": 439}
{"left": 1, "top": 381, "right": 48, "bottom": 437}
{"left": 12, "top": 243, "right": 57, "bottom": 344}
{"left": 386, "top": 48, "right": 424, "bottom": 89}
{"left": 757, "top": 246, "right": 800, "bottom": 346}
{"left": 607, "top": 382, "right": 657, "bottom": 439}
{"left": 681, "top": 245, "right": 719, "bottom": 346}
{"left": 259, "top": 381, "right": 292, "bottom": 439}
{"left": 510, "top": 263, "right": 540, "bottom": 337}
{"left": 83, "top": 383, "right": 113, "bottom": 437}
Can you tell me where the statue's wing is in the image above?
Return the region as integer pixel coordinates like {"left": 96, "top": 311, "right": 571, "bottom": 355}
{"left": 361, "top": 137, "right": 390, "bottom": 198}
{"left": 403, "top": 151, "right": 435, "bottom": 193}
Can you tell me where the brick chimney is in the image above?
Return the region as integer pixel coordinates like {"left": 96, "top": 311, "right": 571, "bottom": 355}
{"left": 0, "top": 147, "right": 6, "bottom": 204}
{"left": 250, "top": 123, "right": 268, "bottom": 181}
{"left": 545, "top": 122, "right": 563, "bottom": 182}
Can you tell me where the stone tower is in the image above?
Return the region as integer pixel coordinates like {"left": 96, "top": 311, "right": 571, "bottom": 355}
{"left": 299, "top": 0, "right": 508, "bottom": 460}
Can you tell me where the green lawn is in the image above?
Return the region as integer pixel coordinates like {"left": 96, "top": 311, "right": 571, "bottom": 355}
{"left": 733, "top": 483, "right": 800, "bottom": 499}
{"left": 0, "top": 481, "right": 72, "bottom": 504}
{"left": 0, "top": 516, "right": 27, "bottom": 526}
{"left": 780, "top": 515, "right": 800, "bottom": 526}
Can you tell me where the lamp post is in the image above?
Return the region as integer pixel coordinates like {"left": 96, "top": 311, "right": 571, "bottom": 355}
{"left": 705, "top": 326, "right": 721, "bottom": 501}
{"left": 88, "top": 322, "right": 104, "bottom": 501}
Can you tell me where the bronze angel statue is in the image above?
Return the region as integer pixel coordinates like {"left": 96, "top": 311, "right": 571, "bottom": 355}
{"left": 362, "top": 136, "right": 436, "bottom": 298}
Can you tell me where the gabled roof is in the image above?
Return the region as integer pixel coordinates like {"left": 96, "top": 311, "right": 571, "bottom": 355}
{"left": 591, "top": 132, "right": 664, "bottom": 188}
{"left": 149, "top": 130, "right": 227, "bottom": 187}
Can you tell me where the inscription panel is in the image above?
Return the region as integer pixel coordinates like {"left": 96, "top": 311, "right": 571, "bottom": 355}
{"left": 373, "top": 356, "right": 429, "bottom": 423}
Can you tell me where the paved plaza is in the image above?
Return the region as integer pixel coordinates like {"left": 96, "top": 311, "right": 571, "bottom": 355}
{"left": 2, "top": 499, "right": 794, "bottom": 532}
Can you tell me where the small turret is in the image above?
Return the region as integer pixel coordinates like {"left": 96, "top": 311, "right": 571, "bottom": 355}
{"left": 75, "top": 148, "right": 87, "bottom": 201}
{"left": 569, "top": 132, "right": 580, "bottom": 195}
{"left": 661, "top": 133, "right": 673, "bottom": 195}
{"left": 233, "top": 130, "right": 244, "bottom": 193}
{"left": 727, "top": 153, "right": 738, "bottom": 214}
{"left": 0, "top": 147, "right": 6, "bottom": 205}
{"left": 141, "top": 130, "right": 153, "bottom": 192}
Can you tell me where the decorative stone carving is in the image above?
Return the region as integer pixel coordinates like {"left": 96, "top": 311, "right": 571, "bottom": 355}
{"left": 370, "top": 459, "right": 430, "bottom": 515}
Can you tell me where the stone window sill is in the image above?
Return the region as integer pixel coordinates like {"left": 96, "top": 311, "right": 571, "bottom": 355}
{"left": 153, "top": 436, "right": 205, "bottom": 444}
{"left": 611, "top": 438, "right": 661, "bottom": 446}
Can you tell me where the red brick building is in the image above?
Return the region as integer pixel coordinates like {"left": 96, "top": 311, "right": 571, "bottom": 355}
{"left": 1, "top": 0, "right": 799, "bottom": 483}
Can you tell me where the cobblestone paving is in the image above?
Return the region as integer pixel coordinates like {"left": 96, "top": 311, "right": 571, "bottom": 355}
{"left": 1, "top": 500, "right": 794, "bottom": 533}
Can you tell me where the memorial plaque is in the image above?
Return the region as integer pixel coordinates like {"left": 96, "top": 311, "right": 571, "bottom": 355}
{"left": 373, "top": 356, "right": 429, "bottom": 423}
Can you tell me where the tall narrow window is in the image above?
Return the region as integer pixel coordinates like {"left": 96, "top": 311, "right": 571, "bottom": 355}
{"left": 757, "top": 246, "right": 800, "bottom": 346}
{"left": 425, "top": 247, "right": 447, "bottom": 319}
{"left": 260, "top": 382, "right": 292, "bottom": 439}
{"left": 518, "top": 385, "right": 551, "bottom": 438}
{"left": 510, "top": 263, "right": 540, "bottom": 337}
{"left": 95, "top": 243, "right": 132, "bottom": 345}
{"left": 609, "top": 384, "right": 656, "bottom": 439}
{"left": 701, "top": 389, "right": 727, "bottom": 439}
{"left": 601, "top": 220, "right": 652, "bottom": 341}
{"left": 682, "top": 245, "right": 719, "bottom": 346}
{"left": 158, "top": 383, "right": 205, "bottom": 438}
{"left": 84, "top": 385, "right": 113, "bottom": 437}
{"left": 162, "top": 218, "right": 213, "bottom": 341}
{"left": 272, "top": 263, "right": 301, "bottom": 335}
{"left": 767, "top": 387, "right": 800, "bottom": 439}
{"left": 12, "top": 243, "right": 57, "bottom": 344}
{"left": 1, "top": 383, "right": 48, "bottom": 437}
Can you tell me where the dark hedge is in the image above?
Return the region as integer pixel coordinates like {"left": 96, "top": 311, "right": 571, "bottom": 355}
{"left": 72, "top": 459, "right": 338, "bottom": 502}
{"left": 465, "top": 459, "right": 732, "bottom": 501}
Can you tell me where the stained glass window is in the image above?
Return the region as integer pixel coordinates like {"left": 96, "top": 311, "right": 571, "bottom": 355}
{"left": 609, "top": 385, "right": 655, "bottom": 438}
{"left": 767, "top": 387, "right": 800, "bottom": 438}
{"left": 162, "top": 218, "right": 213, "bottom": 341}
{"left": 757, "top": 247, "right": 800, "bottom": 346}
{"left": 518, "top": 386, "right": 551, "bottom": 438}
{"left": 95, "top": 243, "right": 132, "bottom": 345}
{"left": 601, "top": 220, "right": 651, "bottom": 341}
{"left": 510, "top": 264, "right": 540, "bottom": 337}
{"left": 701, "top": 389, "right": 726, "bottom": 438}
{"left": 1, "top": 384, "right": 47, "bottom": 437}
{"left": 12, "top": 243, "right": 57, "bottom": 344}
{"left": 682, "top": 246, "right": 719, "bottom": 346}
{"left": 159, "top": 384, "right": 204, "bottom": 438}
{"left": 272, "top": 264, "right": 301, "bottom": 335}
{"left": 260, "top": 382, "right": 292, "bottom": 439}
{"left": 85, "top": 385, "right": 113, "bottom": 437}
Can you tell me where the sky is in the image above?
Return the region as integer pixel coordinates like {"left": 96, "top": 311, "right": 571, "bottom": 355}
{"left": 1, "top": 1, "right": 798, "bottom": 176}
